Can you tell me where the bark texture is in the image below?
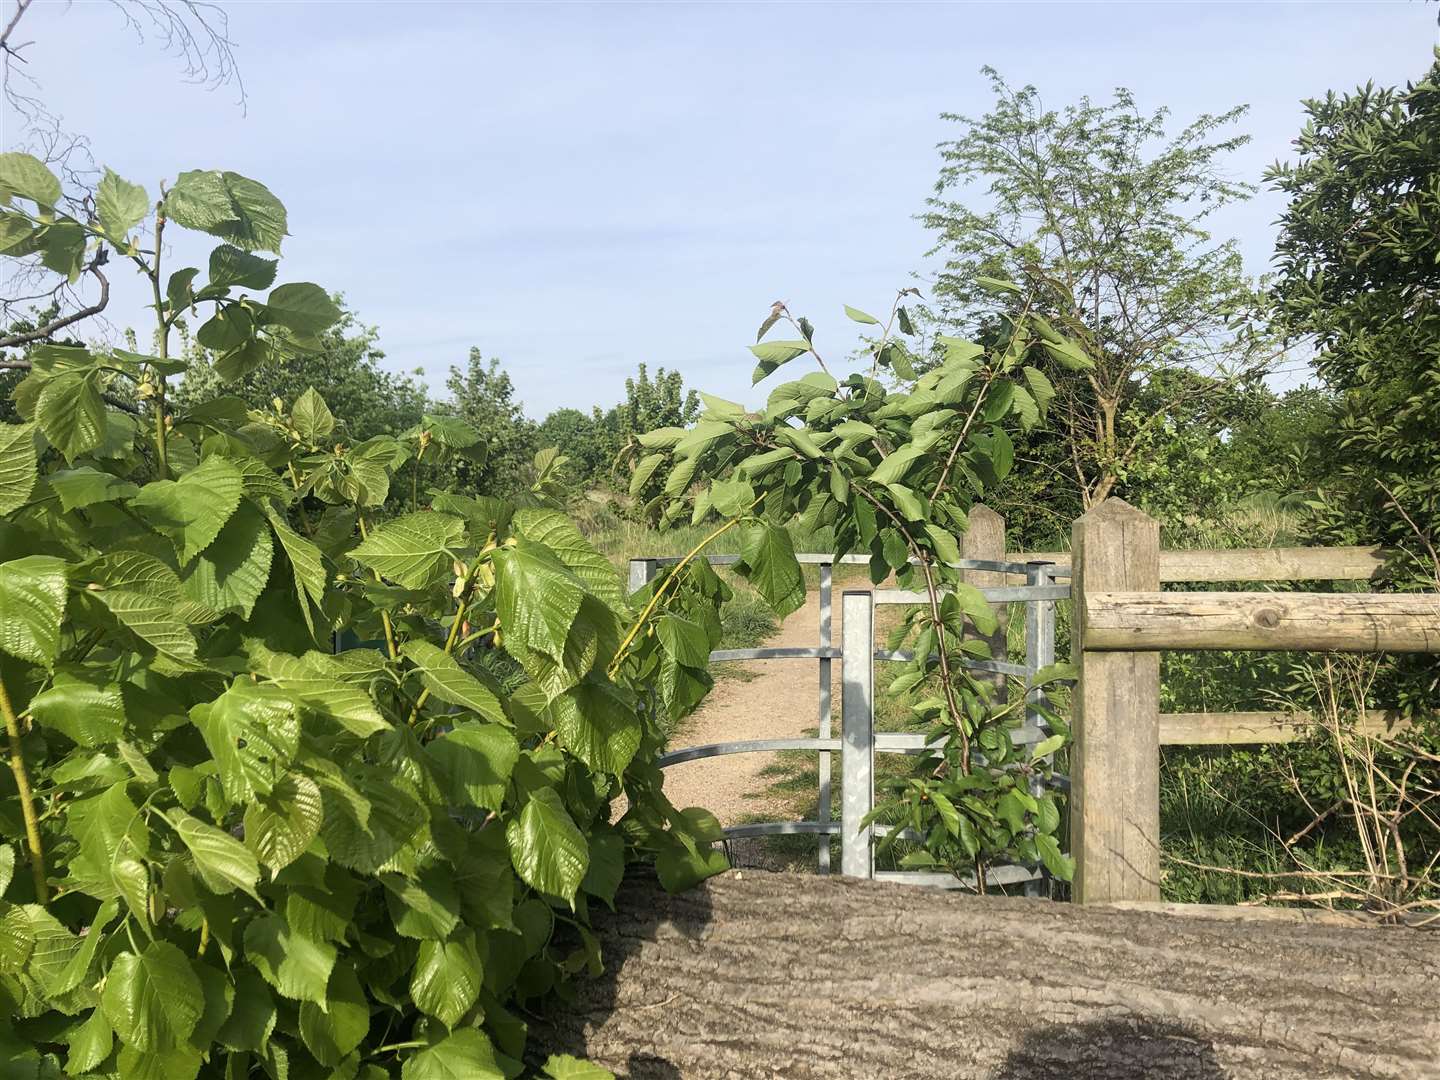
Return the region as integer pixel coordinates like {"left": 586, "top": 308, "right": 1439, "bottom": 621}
{"left": 537, "top": 870, "right": 1440, "bottom": 1080}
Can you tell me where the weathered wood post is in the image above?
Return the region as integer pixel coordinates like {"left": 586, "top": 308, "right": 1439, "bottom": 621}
{"left": 1070, "top": 498, "right": 1161, "bottom": 903}
{"left": 961, "top": 504, "right": 1008, "bottom": 702}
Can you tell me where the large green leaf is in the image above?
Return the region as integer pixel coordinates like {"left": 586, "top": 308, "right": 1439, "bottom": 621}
{"left": 47, "top": 465, "right": 139, "bottom": 511}
{"left": 656, "top": 614, "right": 710, "bottom": 667}
{"left": 736, "top": 522, "right": 805, "bottom": 618}
{"left": 96, "top": 169, "right": 149, "bottom": 238}
{"left": 409, "top": 932, "right": 483, "bottom": 1028}
{"left": 100, "top": 942, "right": 202, "bottom": 1052}
{"left": 547, "top": 679, "right": 641, "bottom": 776}
{"left": 424, "top": 723, "right": 519, "bottom": 812}
{"left": 264, "top": 508, "right": 327, "bottom": 625}
{"left": 84, "top": 552, "right": 200, "bottom": 662}
{"left": 166, "top": 808, "right": 260, "bottom": 896}
{"left": 129, "top": 455, "right": 245, "bottom": 566}
{"left": 255, "top": 650, "right": 387, "bottom": 737}
{"left": 244, "top": 772, "right": 324, "bottom": 871}
{"left": 749, "top": 340, "right": 810, "bottom": 384}
{"left": 400, "top": 1028, "right": 505, "bottom": 1080}
{"left": 27, "top": 669, "right": 123, "bottom": 745}
{"left": 513, "top": 509, "right": 625, "bottom": 607}
{"left": 493, "top": 539, "right": 587, "bottom": 663}
{"left": 351, "top": 511, "right": 465, "bottom": 590}
{"left": 298, "top": 961, "right": 371, "bottom": 1066}
{"left": 179, "top": 500, "right": 274, "bottom": 618}
{"left": 0, "top": 423, "right": 37, "bottom": 514}
{"left": 165, "top": 170, "right": 288, "bottom": 253}
{"left": 215, "top": 969, "right": 276, "bottom": 1052}
{"left": 290, "top": 386, "right": 335, "bottom": 442}
{"left": 207, "top": 243, "right": 278, "bottom": 290}
{"left": 36, "top": 369, "right": 106, "bottom": 462}
{"left": 191, "top": 681, "right": 301, "bottom": 804}
{"left": 265, "top": 283, "right": 343, "bottom": 335}
{"left": 401, "top": 640, "right": 507, "bottom": 723}
{"left": 0, "top": 555, "right": 67, "bottom": 669}
{"left": 505, "top": 787, "right": 589, "bottom": 903}
{"left": 244, "top": 914, "right": 335, "bottom": 1005}
{"left": 0, "top": 152, "right": 60, "bottom": 207}
{"left": 542, "top": 1056, "right": 615, "bottom": 1080}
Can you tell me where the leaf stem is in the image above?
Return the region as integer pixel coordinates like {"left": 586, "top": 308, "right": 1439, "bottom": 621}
{"left": 356, "top": 514, "right": 399, "bottom": 660}
{"left": 0, "top": 676, "right": 47, "bottom": 905}
{"left": 149, "top": 208, "right": 170, "bottom": 481}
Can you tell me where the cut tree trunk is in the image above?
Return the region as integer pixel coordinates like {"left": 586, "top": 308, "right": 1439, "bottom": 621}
{"left": 536, "top": 870, "right": 1440, "bottom": 1080}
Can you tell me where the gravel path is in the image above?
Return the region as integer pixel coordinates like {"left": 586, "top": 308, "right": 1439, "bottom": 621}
{"left": 661, "top": 583, "right": 871, "bottom": 826}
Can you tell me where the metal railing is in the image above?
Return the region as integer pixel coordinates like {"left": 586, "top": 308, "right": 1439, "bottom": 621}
{"left": 629, "top": 554, "right": 1070, "bottom": 891}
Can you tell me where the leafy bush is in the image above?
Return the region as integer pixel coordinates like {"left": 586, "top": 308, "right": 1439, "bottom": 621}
{"left": 0, "top": 156, "right": 726, "bottom": 1078}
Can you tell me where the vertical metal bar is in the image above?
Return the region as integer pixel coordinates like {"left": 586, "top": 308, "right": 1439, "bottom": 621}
{"left": 816, "top": 562, "right": 833, "bottom": 873}
{"left": 1025, "top": 562, "right": 1057, "bottom": 898}
{"left": 841, "top": 591, "right": 874, "bottom": 879}
{"left": 627, "top": 558, "right": 655, "bottom": 597}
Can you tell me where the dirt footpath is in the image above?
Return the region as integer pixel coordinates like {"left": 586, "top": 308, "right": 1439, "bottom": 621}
{"left": 661, "top": 582, "right": 870, "bottom": 826}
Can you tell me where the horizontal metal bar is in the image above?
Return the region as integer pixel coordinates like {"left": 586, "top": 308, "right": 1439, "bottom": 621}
{"left": 875, "top": 864, "right": 1043, "bottom": 889}
{"left": 722, "top": 821, "right": 841, "bottom": 839}
{"left": 874, "top": 650, "right": 1033, "bottom": 678}
{"left": 875, "top": 725, "right": 1049, "bottom": 751}
{"left": 875, "top": 584, "right": 1072, "bottom": 605}
{"left": 708, "top": 646, "right": 841, "bottom": 663}
{"left": 643, "top": 553, "right": 1042, "bottom": 575}
{"left": 658, "top": 737, "right": 842, "bottom": 767}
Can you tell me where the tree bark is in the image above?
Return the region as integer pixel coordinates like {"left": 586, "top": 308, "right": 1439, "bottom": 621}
{"left": 537, "top": 870, "right": 1440, "bottom": 1080}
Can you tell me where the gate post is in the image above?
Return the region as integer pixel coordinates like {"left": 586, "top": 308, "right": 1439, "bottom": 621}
{"left": 840, "top": 591, "right": 874, "bottom": 879}
{"left": 627, "top": 558, "right": 656, "bottom": 597}
{"left": 1023, "top": 560, "right": 1057, "bottom": 898}
{"left": 817, "top": 562, "right": 834, "bottom": 873}
{"left": 1070, "top": 498, "right": 1161, "bottom": 903}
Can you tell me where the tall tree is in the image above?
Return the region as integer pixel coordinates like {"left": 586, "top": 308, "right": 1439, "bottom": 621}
{"left": 1268, "top": 53, "right": 1440, "bottom": 598}
{"left": 921, "top": 70, "right": 1269, "bottom": 512}
{"left": 443, "top": 348, "right": 540, "bottom": 496}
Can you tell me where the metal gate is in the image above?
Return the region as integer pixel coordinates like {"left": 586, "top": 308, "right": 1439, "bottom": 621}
{"left": 628, "top": 554, "right": 1070, "bottom": 891}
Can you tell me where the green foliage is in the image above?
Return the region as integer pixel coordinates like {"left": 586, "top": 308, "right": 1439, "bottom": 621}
{"left": 1269, "top": 51, "right": 1440, "bottom": 708}
{"left": 441, "top": 351, "right": 541, "bottom": 498}
{"left": 920, "top": 69, "right": 1270, "bottom": 514}
{"left": 0, "top": 156, "right": 715, "bottom": 1078}
{"left": 635, "top": 291, "right": 1087, "bottom": 885}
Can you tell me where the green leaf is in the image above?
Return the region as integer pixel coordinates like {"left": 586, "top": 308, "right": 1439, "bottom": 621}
{"left": 629, "top": 452, "right": 665, "bottom": 498}
{"left": 1022, "top": 365, "right": 1056, "bottom": 413}
{"left": 291, "top": 386, "right": 335, "bottom": 442}
{"left": 581, "top": 828, "right": 624, "bottom": 907}
{"left": 65, "top": 1006, "right": 113, "bottom": 1074}
{"left": 402, "top": 640, "right": 507, "bottom": 722}
{"left": 256, "top": 649, "right": 387, "bottom": 737}
{"left": 96, "top": 169, "right": 150, "bottom": 238}
{"left": 84, "top": 552, "right": 199, "bottom": 662}
{"left": 736, "top": 522, "right": 805, "bottom": 618}
{"left": 179, "top": 500, "right": 274, "bottom": 618}
{"left": 165, "top": 170, "right": 288, "bottom": 253}
{"left": 401, "top": 1028, "right": 505, "bottom": 1080}
{"left": 36, "top": 369, "right": 106, "bottom": 462}
{"left": 351, "top": 511, "right": 465, "bottom": 590}
{"left": 655, "top": 840, "right": 728, "bottom": 892}
{"left": 192, "top": 680, "right": 301, "bottom": 804}
{"left": 244, "top": 913, "right": 336, "bottom": 1005}
{"left": 216, "top": 969, "right": 276, "bottom": 1051}
{"left": 656, "top": 613, "right": 710, "bottom": 667}
{"left": 298, "top": 961, "right": 371, "bottom": 1066}
{"left": 749, "top": 340, "right": 810, "bottom": 384}
{"left": 100, "top": 942, "right": 203, "bottom": 1052}
{"left": 868, "top": 444, "right": 923, "bottom": 486}
{"left": 1035, "top": 832, "right": 1073, "bottom": 881}
{"left": 0, "top": 423, "right": 38, "bottom": 514}
{"left": 1030, "top": 734, "right": 1065, "bottom": 761}
{"left": 265, "top": 283, "right": 343, "bottom": 335}
{"left": 0, "top": 845, "right": 12, "bottom": 898}
{"left": 208, "top": 243, "right": 278, "bottom": 290}
{"left": 166, "top": 267, "right": 200, "bottom": 313}
{"left": 1043, "top": 338, "right": 1094, "bottom": 371}
{"left": 425, "top": 723, "right": 519, "bottom": 812}
{"left": 513, "top": 508, "right": 626, "bottom": 607}
{"left": 410, "top": 932, "right": 483, "bottom": 1028}
{"left": 48, "top": 465, "right": 139, "bottom": 511}
{"left": 975, "top": 275, "right": 1023, "bottom": 295}
{"left": 244, "top": 771, "right": 324, "bottom": 871}
{"left": 506, "top": 787, "right": 589, "bottom": 903}
{"left": 493, "top": 538, "right": 587, "bottom": 663}
{"left": 0, "top": 152, "right": 61, "bottom": 208}
{"left": 166, "top": 808, "right": 261, "bottom": 896}
{"left": 885, "top": 483, "right": 927, "bottom": 522}
{"left": 0, "top": 555, "right": 67, "bottom": 669}
{"left": 548, "top": 678, "right": 641, "bottom": 775}
{"left": 844, "top": 304, "right": 880, "bottom": 324}
{"left": 28, "top": 669, "right": 123, "bottom": 745}
{"left": 543, "top": 1055, "right": 616, "bottom": 1080}
{"left": 383, "top": 868, "right": 461, "bottom": 940}
{"left": 930, "top": 791, "right": 962, "bottom": 838}
{"left": 129, "top": 455, "right": 245, "bottom": 566}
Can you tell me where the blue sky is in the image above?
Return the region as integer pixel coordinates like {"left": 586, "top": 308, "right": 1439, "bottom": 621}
{"left": 4, "top": 1, "right": 1436, "bottom": 417}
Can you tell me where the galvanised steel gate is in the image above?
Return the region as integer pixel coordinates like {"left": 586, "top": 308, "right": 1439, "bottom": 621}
{"left": 627, "top": 554, "right": 1071, "bottom": 891}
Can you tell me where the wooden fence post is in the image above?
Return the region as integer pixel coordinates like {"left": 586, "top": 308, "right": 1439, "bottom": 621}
{"left": 962, "top": 504, "right": 1008, "bottom": 702}
{"left": 1070, "top": 498, "right": 1161, "bottom": 903}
